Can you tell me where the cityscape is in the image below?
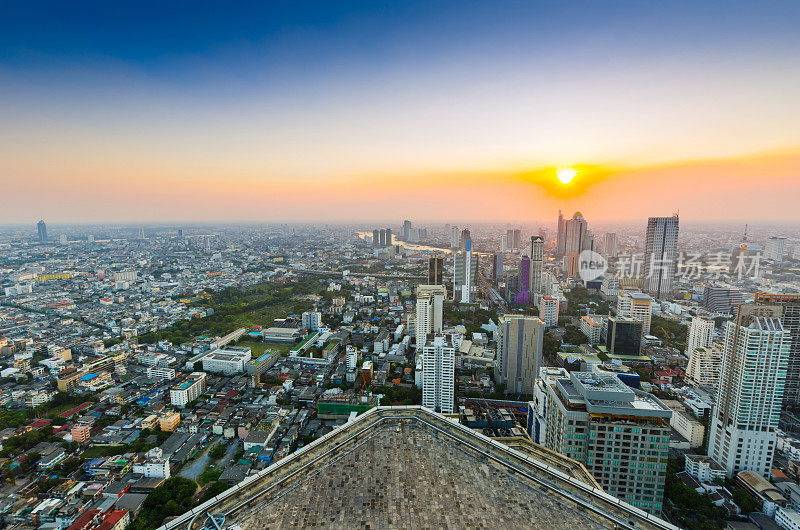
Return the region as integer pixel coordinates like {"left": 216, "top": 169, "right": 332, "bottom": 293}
{"left": 2, "top": 2, "right": 800, "bottom": 530}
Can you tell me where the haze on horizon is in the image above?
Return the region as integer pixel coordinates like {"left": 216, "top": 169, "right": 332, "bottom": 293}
{"left": 2, "top": 1, "right": 799, "bottom": 225}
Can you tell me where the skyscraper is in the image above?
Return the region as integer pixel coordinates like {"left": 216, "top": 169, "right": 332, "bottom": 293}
{"left": 37, "top": 219, "right": 47, "bottom": 243}
{"left": 641, "top": 215, "right": 679, "bottom": 299}
{"left": 422, "top": 334, "right": 455, "bottom": 413}
{"left": 514, "top": 255, "right": 531, "bottom": 305}
{"left": 755, "top": 292, "right": 800, "bottom": 407}
{"left": 402, "top": 220, "right": 412, "bottom": 240}
{"left": 602, "top": 232, "right": 618, "bottom": 258}
{"left": 494, "top": 315, "right": 545, "bottom": 395}
{"left": 385, "top": 228, "right": 392, "bottom": 247}
{"left": 459, "top": 228, "right": 471, "bottom": 252}
{"left": 506, "top": 228, "right": 521, "bottom": 250}
{"left": 453, "top": 238, "right": 478, "bottom": 303}
{"left": 427, "top": 256, "right": 444, "bottom": 285}
{"left": 708, "top": 304, "right": 790, "bottom": 478}
{"left": 556, "top": 210, "right": 566, "bottom": 258}
{"left": 415, "top": 285, "right": 446, "bottom": 349}
{"left": 450, "top": 226, "right": 460, "bottom": 249}
{"left": 564, "top": 212, "right": 588, "bottom": 254}
{"left": 372, "top": 229, "right": 380, "bottom": 247}
{"left": 764, "top": 236, "right": 787, "bottom": 262}
{"left": 529, "top": 236, "right": 544, "bottom": 300}
{"left": 605, "top": 317, "right": 643, "bottom": 356}
{"left": 686, "top": 316, "right": 715, "bottom": 357}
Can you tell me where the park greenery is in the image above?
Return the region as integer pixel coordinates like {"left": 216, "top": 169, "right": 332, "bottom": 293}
{"left": 563, "top": 287, "right": 611, "bottom": 316}
{"left": 138, "top": 278, "right": 324, "bottom": 345}
{"left": 128, "top": 477, "right": 197, "bottom": 530}
{"left": 443, "top": 303, "right": 497, "bottom": 335}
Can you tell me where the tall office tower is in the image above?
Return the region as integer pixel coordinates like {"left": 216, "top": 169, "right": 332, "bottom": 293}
{"left": 616, "top": 291, "right": 653, "bottom": 334}
{"left": 538, "top": 296, "right": 559, "bottom": 327}
{"left": 37, "top": 219, "right": 47, "bottom": 243}
{"left": 402, "top": 220, "right": 412, "bottom": 240}
{"left": 415, "top": 285, "right": 446, "bottom": 349}
{"left": 453, "top": 239, "right": 479, "bottom": 303}
{"left": 385, "top": 228, "right": 392, "bottom": 247}
{"left": 529, "top": 236, "right": 544, "bottom": 299}
{"left": 686, "top": 344, "right": 723, "bottom": 386}
{"left": 515, "top": 256, "right": 531, "bottom": 305}
{"left": 427, "top": 256, "right": 444, "bottom": 285}
{"left": 494, "top": 315, "right": 545, "bottom": 395}
{"left": 422, "top": 334, "right": 455, "bottom": 413}
{"left": 764, "top": 236, "right": 787, "bottom": 262}
{"left": 605, "top": 317, "right": 643, "bottom": 356}
{"left": 543, "top": 371, "right": 672, "bottom": 515}
{"left": 708, "top": 304, "right": 790, "bottom": 478}
{"left": 512, "top": 229, "right": 521, "bottom": 249}
{"left": 373, "top": 229, "right": 380, "bottom": 247}
{"left": 702, "top": 285, "right": 744, "bottom": 314}
{"left": 177, "top": 228, "right": 183, "bottom": 238}
{"left": 556, "top": 210, "right": 566, "bottom": 258}
{"left": 491, "top": 253, "right": 503, "bottom": 284}
{"left": 138, "top": 227, "right": 145, "bottom": 239}
{"left": 378, "top": 229, "right": 386, "bottom": 247}
{"left": 686, "top": 316, "right": 715, "bottom": 357}
{"left": 641, "top": 215, "right": 679, "bottom": 299}
{"left": 602, "top": 232, "right": 618, "bottom": 258}
{"left": 450, "top": 226, "right": 460, "bottom": 249}
{"left": 506, "top": 229, "right": 514, "bottom": 249}
{"left": 755, "top": 293, "right": 800, "bottom": 407}
{"left": 564, "top": 212, "right": 588, "bottom": 254}
{"left": 459, "top": 228, "right": 471, "bottom": 251}
{"left": 500, "top": 233, "right": 508, "bottom": 253}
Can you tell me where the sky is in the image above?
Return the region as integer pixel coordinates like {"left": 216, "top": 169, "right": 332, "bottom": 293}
{"left": 2, "top": 1, "right": 799, "bottom": 224}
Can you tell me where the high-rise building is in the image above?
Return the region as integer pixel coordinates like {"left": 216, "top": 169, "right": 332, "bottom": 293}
{"left": 702, "top": 285, "right": 744, "bottom": 314}
{"left": 641, "top": 215, "right": 679, "bottom": 299}
{"left": 453, "top": 238, "right": 478, "bottom": 303}
{"left": 422, "top": 334, "right": 455, "bottom": 413}
{"left": 494, "top": 315, "right": 544, "bottom": 395}
{"left": 372, "top": 229, "right": 380, "bottom": 247}
{"left": 385, "top": 228, "right": 392, "bottom": 247}
{"left": 708, "top": 304, "right": 790, "bottom": 478}
{"left": 686, "top": 316, "right": 715, "bottom": 357}
{"left": 491, "top": 253, "right": 503, "bottom": 284}
{"left": 616, "top": 291, "right": 653, "bottom": 334}
{"left": 402, "top": 220, "right": 412, "bottom": 240}
{"left": 529, "top": 236, "right": 544, "bottom": 299}
{"left": 514, "top": 255, "right": 531, "bottom": 305}
{"left": 37, "top": 219, "right": 47, "bottom": 243}
{"left": 450, "top": 226, "right": 460, "bottom": 249}
{"left": 543, "top": 371, "right": 672, "bottom": 514}
{"left": 564, "top": 212, "right": 589, "bottom": 254}
{"left": 506, "top": 228, "right": 521, "bottom": 250}
{"left": 539, "top": 296, "right": 559, "bottom": 327}
{"left": 302, "top": 310, "right": 323, "bottom": 331}
{"left": 605, "top": 317, "right": 643, "bottom": 357}
{"left": 556, "top": 210, "right": 566, "bottom": 258}
{"left": 755, "top": 293, "right": 800, "bottom": 407}
{"left": 427, "top": 256, "right": 444, "bottom": 285}
{"left": 764, "top": 236, "right": 787, "bottom": 262}
{"left": 500, "top": 233, "right": 508, "bottom": 253}
{"left": 602, "top": 232, "right": 618, "bottom": 258}
{"left": 686, "top": 345, "right": 723, "bottom": 387}
{"left": 459, "top": 228, "right": 471, "bottom": 252}
{"left": 415, "top": 285, "right": 446, "bottom": 349}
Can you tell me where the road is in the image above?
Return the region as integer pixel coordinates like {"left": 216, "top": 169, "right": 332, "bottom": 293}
{"left": 179, "top": 445, "right": 212, "bottom": 480}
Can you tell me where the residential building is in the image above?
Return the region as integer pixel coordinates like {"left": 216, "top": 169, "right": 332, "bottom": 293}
{"left": 580, "top": 315, "right": 602, "bottom": 344}
{"left": 616, "top": 291, "right": 653, "bottom": 334}
{"left": 529, "top": 236, "right": 544, "bottom": 299}
{"left": 686, "top": 316, "right": 715, "bottom": 357}
{"left": 453, "top": 239, "right": 478, "bottom": 303}
{"left": 602, "top": 232, "right": 618, "bottom": 258}
{"left": 170, "top": 372, "right": 207, "bottom": 407}
{"left": 494, "top": 315, "right": 545, "bottom": 395}
{"left": 755, "top": 293, "right": 800, "bottom": 407}
{"left": 159, "top": 411, "right": 181, "bottom": 432}
{"left": 415, "top": 285, "right": 446, "bottom": 349}
{"left": 702, "top": 285, "right": 744, "bottom": 314}
{"left": 71, "top": 423, "right": 92, "bottom": 444}
{"left": 543, "top": 371, "right": 672, "bottom": 515}
{"left": 600, "top": 275, "right": 619, "bottom": 297}
{"left": 708, "top": 304, "right": 791, "bottom": 478}
{"left": 684, "top": 454, "right": 726, "bottom": 484}
{"left": 201, "top": 346, "right": 252, "bottom": 375}
{"left": 641, "top": 215, "right": 679, "bottom": 299}
{"left": 539, "top": 296, "right": 559, "bottom": 327}
{"left": 686, "top": 345, "right": 723, "bottom": 387}
{"left": 302, "top": 310, "right": 323, "bottom": 331}
{"left": 422, "top": 334, "right": 455, "bottom": 414}
{"left": 664, "top": 401, "right": 704, "bottom": 447}
{"left": 764, "top": 236, "right": 787, "bottom": 262}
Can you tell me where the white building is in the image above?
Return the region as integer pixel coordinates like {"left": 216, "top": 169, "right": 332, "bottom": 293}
{"left": 686, "top": 345, "right": 723, "bottom": 387}
{"left": 345, "top": 345, "right": 358, "bottom": 371}
{"left": 302, "top": 310, "right": 323, "bottom": 331}
{"left": 580, "top": 315, "right": 602, "bottom": 344}
{"left": 415, "top": 284, "right": 446, "bottom": 350}
{"left": 708, "top": 306, "right": 791, "bottom": 478}
{"left": 600, "top": 275, "right": 619, "bottom": 297}
{"left": 526, "top": 367, "right": 569, "bottom": 445}
{"left": 765, "top": 236, "right": 787, "bottom": 262}
{"left": 686, "top": 316, "right": 715, "bottom": 357}
{"left": 538, "top": 296, "right": 559, "bottom": 327}
{"left": 132, "top": 448, "right": 171, "bottom": 478}
{"left": 616, "top": 291, "right": 653, "bottom": 334}
{"left": 494, "top": 315, "right": 545, "bottom": 395}
{"left": 422, "top": 334, "right": 455, "bottom": 414}
{"left": 669, "top": 406, "right": 705, "bottom": 448}
{"left": 641, "top": 215, "right": 679, "bottom": 299}
{"left": 684, "top": 454, "right": 726, "bottom": 484}
{"left": 453, "top": 240, "right": 478, "bottom": 304}
{"left": 170, "top": 372, "right": 207, "bottom": 407}
{"left": 777, "top": 508, "right": 800, "bottom": 530}
{"left": 201, "top": 346, "right": 252, "bottom": 375}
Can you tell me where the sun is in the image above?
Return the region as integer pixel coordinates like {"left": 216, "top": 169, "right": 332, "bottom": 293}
{"left": 557, "top": 168, "right": 578, "bottom": 184}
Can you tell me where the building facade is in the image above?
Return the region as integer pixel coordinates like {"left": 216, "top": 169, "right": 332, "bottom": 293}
{"left": 494, "top": 315, "right": 545, "bottom": 395}
{"left": 421, "top": 334, "right": 455, "bottom": 414}
{"left": 641, "top": 215, "right": 679, "bottom": 299}
{"left": 415, "top": 284, "right": 446, "bottom": 349}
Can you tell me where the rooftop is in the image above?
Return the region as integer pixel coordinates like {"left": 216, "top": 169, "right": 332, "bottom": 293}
{"left": 163, "top": 407, "right": 676, "bottom": 530}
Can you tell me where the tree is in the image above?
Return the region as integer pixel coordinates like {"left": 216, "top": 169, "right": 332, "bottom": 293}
{"left": 209, "top": 443, "right": 226, "bottom": 460}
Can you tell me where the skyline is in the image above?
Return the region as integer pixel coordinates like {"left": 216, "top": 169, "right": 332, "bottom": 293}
{"left": 3, "top": 1, "right": 800, "bottom": 223}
